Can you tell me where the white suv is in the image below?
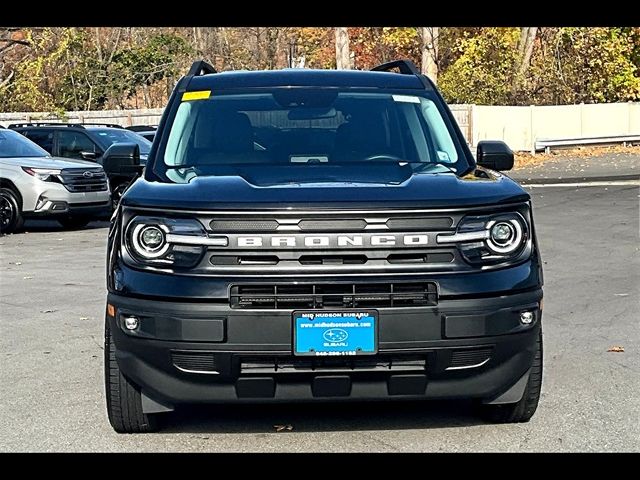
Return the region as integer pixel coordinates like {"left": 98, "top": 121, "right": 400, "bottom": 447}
{"left": 0, "top": 128, "right": 111, "bottom": 234}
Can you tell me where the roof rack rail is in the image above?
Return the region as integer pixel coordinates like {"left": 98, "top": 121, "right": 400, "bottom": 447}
{"left": 371, "top": 59, "right": 421, "bottom": 76}
{"left": 126, "top": 125, "right": 157, "bottom": 132}
{"left": 7, "top": 122, "right": 123, "bottom": 129}
{"left": 78, "top": 123, "right": 123, "bottom": 129}
{"left": 187, "top": 60, "right": 217, "bottom": 77}
{"left": 9, "top": 122, "right": 72, "bottom": 128}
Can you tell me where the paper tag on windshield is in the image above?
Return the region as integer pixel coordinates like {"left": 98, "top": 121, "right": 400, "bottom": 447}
{"left": 392, "top": 94, "right": 421, "bottom": 104}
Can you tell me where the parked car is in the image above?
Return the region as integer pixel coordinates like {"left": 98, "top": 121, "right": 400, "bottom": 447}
{"left": 126, "top": 125, "right": 157, "bottom": 142}
{"left": 104, "top": 60, "right": 543, "bottom": 433}
{"left": 0, "top": 128, "right": 111, "bottom": 233}
{"left": 9, "top": 123, "right": 150, "bottom": 206}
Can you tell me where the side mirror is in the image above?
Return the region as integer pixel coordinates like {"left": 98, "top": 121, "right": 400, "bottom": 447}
{"left": 101, "top": 143, "right": 143, "bottom": 177}
{"left": 476, "top": 141, "right": 514, "bottom": 171}
{"left": 80, "top": 151, "right": 98, "bottom": 160}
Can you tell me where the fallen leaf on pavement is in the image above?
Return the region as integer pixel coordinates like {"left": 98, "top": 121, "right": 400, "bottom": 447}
{"left": 79, "top": 317, "right": 89, "bottom": 320}
{"left": 607, "top": 346, "right": 625, "bottom": 352}
{"left": 41, "top": 309, "right": 56, "bottom": 313}
{"left": 614, "top": 293, "right": 629, "bottom": 297}
{"left": 23, "top": 276, "right": 33, "bottom": 280}
{"left": 274, "top": 424, "right": 293, "bottom": 432}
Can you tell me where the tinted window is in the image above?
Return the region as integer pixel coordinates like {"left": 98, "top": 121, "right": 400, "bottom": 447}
{"left": 0, "top": 129, "right": 50, "bottom": 158}
{"left": 57, "top": 131, "right": 97, "bottom": 160}
{"left": 162, "top": 90, "right": 463, "bottom": 175}
{"left": 91, "top": 129, "right": 152, "bottom": 154}
{"left": 23, "top": 130, "right": 54, "bottom": 153}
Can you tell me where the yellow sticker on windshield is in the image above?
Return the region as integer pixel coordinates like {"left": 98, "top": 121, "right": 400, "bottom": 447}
{"left": 182, "top": 90, "right": 211, "bottom": 101}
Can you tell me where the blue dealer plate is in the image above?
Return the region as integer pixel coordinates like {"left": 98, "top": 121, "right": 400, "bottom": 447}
{"left": 293, "top": 310, "right": 378, "bottom": 356}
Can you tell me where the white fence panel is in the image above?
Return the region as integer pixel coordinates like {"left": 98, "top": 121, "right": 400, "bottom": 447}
{"left": 2, "top": 102, "right": 639, "bottom": 152}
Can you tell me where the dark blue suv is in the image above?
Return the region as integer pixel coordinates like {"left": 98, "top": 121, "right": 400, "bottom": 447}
{"left": 104, "top": 60, "right": 543, "bottom": 432}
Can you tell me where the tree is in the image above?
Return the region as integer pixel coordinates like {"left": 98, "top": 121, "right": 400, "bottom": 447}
{"left": 517, "top": 27, "right": 537, "bottom": 77}
{"left": 420, "top": 27, "right": 439, "bottom": 83}
{"left": 527, "top": 27, "right": 640, "bottom": 104}
{"left": 1, "top": 27, "right": 638, "bottom": 112}
{"left": 335, "top": 27, "right": 351, "bottom": 70}
{"left": 438, "top": 27, "right": 521, "bottom": 104}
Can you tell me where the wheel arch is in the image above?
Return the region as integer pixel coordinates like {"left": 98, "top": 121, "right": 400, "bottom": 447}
{"left": 0, "top": 178, "right": 23, "bottom": 209}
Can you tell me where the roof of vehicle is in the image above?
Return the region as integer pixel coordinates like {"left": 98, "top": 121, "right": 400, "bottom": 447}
{"left": 188, "top": 69, "right": 429, "bottom": 91}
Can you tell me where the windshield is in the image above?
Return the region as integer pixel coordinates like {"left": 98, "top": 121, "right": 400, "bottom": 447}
{"left": 93, "top": 129, "right": 152, "bottom": 155}
{"left": 0, "top": 129, "right": 50, "bottom": 158}
{"left": 161, "top": 89, "right": 467, "bottom": 178}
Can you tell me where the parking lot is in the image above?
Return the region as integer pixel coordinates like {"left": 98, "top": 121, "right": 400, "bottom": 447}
{"left": 0, "top": 183, "right": 638, "bottom": 452}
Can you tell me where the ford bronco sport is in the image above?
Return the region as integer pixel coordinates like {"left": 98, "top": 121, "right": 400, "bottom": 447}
{"left": 105, "top": 60, "right": 543, "bottom": 433}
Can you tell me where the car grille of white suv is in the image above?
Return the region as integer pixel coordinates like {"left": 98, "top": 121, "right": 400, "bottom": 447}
{"left": 60, "top": 168, "right": 108, "bottom": 192}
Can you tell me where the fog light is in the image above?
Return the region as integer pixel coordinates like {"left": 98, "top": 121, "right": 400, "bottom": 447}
{"left": 124, "top": 316, "right": 139, "bottom": 330}
{"left": 520, "top": 311, "right": 534, "bottom": 325}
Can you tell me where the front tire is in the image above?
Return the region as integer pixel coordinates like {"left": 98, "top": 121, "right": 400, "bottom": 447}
{"left": 57, "top": 215, "right": 91, "bottom": 229}
{"left": 104, "top": 318, "right": 159, "bottom": 433}
{"left": 0, "top": 187, "right": 24, "bottom": 234}
{"left": 480, "top": 330, "right": 543, "bottom": 423}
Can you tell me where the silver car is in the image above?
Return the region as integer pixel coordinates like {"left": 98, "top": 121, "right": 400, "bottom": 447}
{"left": 0, "top": 128, "right": 111, "bottom": 234}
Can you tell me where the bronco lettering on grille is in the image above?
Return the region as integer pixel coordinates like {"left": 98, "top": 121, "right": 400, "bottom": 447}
{"left": 233, "top": 234, "right": 429, "bottom": 249}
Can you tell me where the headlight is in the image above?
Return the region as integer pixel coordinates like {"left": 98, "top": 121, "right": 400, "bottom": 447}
{"left": 486, "top": 219, "right": 523, "bottom": 254}
{"left": 124, "top": 216, "right": 212, "bottom": 268}
{"left": 438, "top": 211, "right": 530, "bottom": 265}
{"left": 22, "top": 167, "right": 61, "bottom": 182}
{"left": 130, "top": 224, "right": 169, "bottom": 259}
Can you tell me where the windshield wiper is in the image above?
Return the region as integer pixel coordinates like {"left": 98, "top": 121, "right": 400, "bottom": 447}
{"left": 413, "top": 162, "right": 457, "bottom": 174}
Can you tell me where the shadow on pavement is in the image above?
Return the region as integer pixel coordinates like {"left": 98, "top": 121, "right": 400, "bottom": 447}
{"left": 160, "top": 399, "right": 486, "bottom": 434}
{"left": 17, "top": 219, "right": 110, "bottom": 233}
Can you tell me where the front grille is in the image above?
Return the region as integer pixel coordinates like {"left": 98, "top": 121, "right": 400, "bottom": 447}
{"left": 199, "top": 210, "right": 468, "bottom": 274}
{"left": 171, "top": 352, "right": 218, "bottom": 373}
{"left": 229, "top": 282, "right": 437, "bottom": 309}
{"left": 448, "top": 348, "right": 493, "bottom": 369}
{"left": 210, "top": 219, "right": 279, "bottom": 232}
{"left": 209, "top": 213, "right": 456, "bottom": 233}
{"left": 60, "top": 168, "right": 108, "bottom": 192}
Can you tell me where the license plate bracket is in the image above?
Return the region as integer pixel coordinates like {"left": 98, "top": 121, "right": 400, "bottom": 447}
{"left": 293, "top": 310, "right": 378, "bottom": 357}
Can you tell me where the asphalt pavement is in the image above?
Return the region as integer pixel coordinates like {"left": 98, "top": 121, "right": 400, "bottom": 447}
{"left": 509, "top": 151, "right": 639, "bottom": 183}
{"left": 0, "top": 183, "right": 638, "bottom": 452}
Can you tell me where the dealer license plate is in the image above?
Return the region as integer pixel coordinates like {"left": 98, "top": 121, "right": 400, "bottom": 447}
{"left": 293, "top": 310, "right": 378, "bottom": 356}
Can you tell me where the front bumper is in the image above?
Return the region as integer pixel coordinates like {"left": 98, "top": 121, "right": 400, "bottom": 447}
{"left": 25, "top": 199, "right": 112, "bottom": 218}
{"left": 19, "top": 176, "right": 110, "bottom": 214}
{"left": 107, "top": 289, "right": 542, "bottom": 407}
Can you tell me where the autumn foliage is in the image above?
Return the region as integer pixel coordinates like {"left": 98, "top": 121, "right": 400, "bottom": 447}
{"left": 1, "top": 27, "right": 639, "bottom": 113}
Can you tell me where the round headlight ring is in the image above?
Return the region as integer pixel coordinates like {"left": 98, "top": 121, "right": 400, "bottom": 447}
{"left": 130, "top": 223, "right": 170, "bottom": 259}
{"left": 486, "top": 218, "right": 524, "bottom": 254}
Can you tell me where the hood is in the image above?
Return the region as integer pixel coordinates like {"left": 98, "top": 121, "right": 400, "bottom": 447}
{"left": 124, "top": 165, "right": 529, "bottom": 210}
{"left": 0, "top": 155, "right": 102, "bottom": 170}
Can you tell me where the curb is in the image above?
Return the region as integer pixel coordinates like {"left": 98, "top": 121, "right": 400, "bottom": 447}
{"left": 510, "top": 173, "right": 640, "bottom": 185}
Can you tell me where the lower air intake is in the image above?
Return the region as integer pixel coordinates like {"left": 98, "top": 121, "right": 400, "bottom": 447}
{"left": 171, "top": 352, "right": 218, "bottom": 374}
{"left": 229, "top": 282, "right": 437, "bottom": 309}
{"left": 448, "top": 348, "right": 493, "bottom": 369}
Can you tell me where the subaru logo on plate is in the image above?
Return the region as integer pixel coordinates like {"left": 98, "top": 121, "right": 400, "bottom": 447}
{"left": 83, "top": 171, "right": 93, "bottom": 178}
{"left": 323, "top": 329, "right": 348, "bottom": 343}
